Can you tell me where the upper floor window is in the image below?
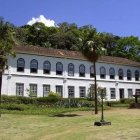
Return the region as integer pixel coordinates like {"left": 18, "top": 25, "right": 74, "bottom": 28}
{"left": 100, "top": 66, "right": 106, "bottom": 79}
{"left": 90, "top": 66, "right": 94, "bottom": 78}
{"left": 79, "top": 64, "right": 85, "bottom": 77}
{"left": 135, "top": 70, "right": 139, "bottom": 81}
{"left": 30, "top": 59, "right": 38, "bottom": 73}
{"left": 109, "top": 67, "right": 115, "bottom": 79}
{"left": 127, "top": 69, "right": 132, "bottom": 80}
{"left": 17, "top": 58, "right": 25, "bottom": 72}
{"left": 43, "top": 61, "right": 51, "bottom": 74}
{"left": 118, "top": 69, "right": 123, "bottom": 80}
{"left": 56, "top": 62, "right": 63, "bottom": 75}
{"left": 68, "top": 63, "right": 74, "bottom": 76}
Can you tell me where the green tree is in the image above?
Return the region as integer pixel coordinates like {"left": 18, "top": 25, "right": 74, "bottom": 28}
{"left": 0, "top": 17, "right": 15, "bottom": 117}
{"left": 100, "top": 33, "right": 120, "bottom": 56}
{"left": 114, "top": 36, "right": 140, "bottom": 61}
{"left": 81, "top": 29, "right": 105, "bottom": 114}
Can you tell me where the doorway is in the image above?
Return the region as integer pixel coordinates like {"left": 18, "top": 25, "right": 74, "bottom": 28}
{"left": 119, "top": 88, "right": 124, "bottom": 99}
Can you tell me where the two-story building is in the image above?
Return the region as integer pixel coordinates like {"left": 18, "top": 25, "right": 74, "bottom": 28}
{"left": 1, "top": 45, "right": 140, "bottom": 101}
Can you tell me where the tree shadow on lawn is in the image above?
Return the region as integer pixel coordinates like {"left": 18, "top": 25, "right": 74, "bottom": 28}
{"left": 52, "top": 114, "right": 81, "bottom": 117}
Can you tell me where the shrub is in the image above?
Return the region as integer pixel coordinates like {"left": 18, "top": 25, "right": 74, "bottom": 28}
{"left": 1, "top": 104, "right": 26, "bottom": 111}
{"left": 55, "top": 98, "right": 94, "bottom": 108}
{"left": 47, "top": 92, "right": 61, "bottom": 103}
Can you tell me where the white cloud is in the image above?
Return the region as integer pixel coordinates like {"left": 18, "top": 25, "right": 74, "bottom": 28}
{"left": 27, "top": 15, "right": 56, "bottom": 27}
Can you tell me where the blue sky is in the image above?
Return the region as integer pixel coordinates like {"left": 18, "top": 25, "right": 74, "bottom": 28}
{"left": 0, "top": 0, "right": 140, "bottom": 38}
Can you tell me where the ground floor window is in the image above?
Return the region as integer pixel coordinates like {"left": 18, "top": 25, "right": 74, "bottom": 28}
{"left": 43, "top": 85, "right": 50, "bottom": 97}
{"left": 110, "top": 88, "right": 116, "bottom": 99}
{"left": 135, "top": 89, "right": 140, "bottom": 95}
{"left": 56, "top": 85, "right": 63, "bottom": 97}
{"left": 16, "top": 83, "right": 24, "bottom": 96}
{"left": 30, "top": 84, "right": 37, "bottom": 97}
{"left": 128, "top": 89, "right": 133, "bottom": 98}
{"left": 79, "top": 87, "right": 86, "bottom": 98}
{"left": 68, "top": 86, "right": 75, "bottom": 98}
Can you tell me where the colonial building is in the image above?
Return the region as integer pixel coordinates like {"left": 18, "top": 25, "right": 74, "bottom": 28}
{"left": 1, "top": 45, "right": 140, "bottom": 101}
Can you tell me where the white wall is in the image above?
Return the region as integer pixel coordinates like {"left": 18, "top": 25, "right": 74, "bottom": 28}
{"left": 2, "top": 53, "right": 140, "bottom": 101}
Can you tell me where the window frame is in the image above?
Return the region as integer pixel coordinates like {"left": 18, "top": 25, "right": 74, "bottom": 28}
{"left": 68, "top": 86, "right": 75, "bottom": 98}
{"left": 110, "top": 88, "right": 116, "bottom": 99}
{"left": 118, "top": 68, "right": 123, "bottom": 80}
{"left": 135, "top": 70, "right": 139, "bottom": 81}
{"left": 56, "top": 85, "right": 63, "bottom": 97}
{"left": 79, "top": 86, "right": 86, "bottom": 98}
{"left": 68, "top": 63, "right": 74, "bottom": 76}
{"left": 128, "top": 89, "right": 133, "bottom": 98}
{"left": 79, "top": 64, "right": 85, "bottom": 77}
{"left": 56, "top": 62, "right": 63, "bottom": 75}
{"left": 29, "top": 84, "right": 37, "bottom": 97}
{"left": 109, "top": 67, "right": 115, "bottom": 79}
{"left": 43, "top": 84, "right": 50, "bottom": 97}
{"left": 30, "top": 59, "right": 38, "bottom": 73}
{"left": 90, "top": 65, "right": 94, "bottom": 78}
{"left": 127, "top": 69, "right": 132, "bottom": 81}
{"left": 43, "top": 61, "right": 51, "bottom": 74}
{"left": 100, "top": 66, "right": 106, "bottom": 79}
{"left": 17, "top": 58, "right": 25, "bottom": 72}
{"left": 16, "top": 83, "right": 24, "bottom": 96}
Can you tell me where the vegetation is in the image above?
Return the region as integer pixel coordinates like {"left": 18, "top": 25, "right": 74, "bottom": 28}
{"left": 0, "top": 17, "right": 16, "bottom": 117}
{"left": 0, "top": 108, "right": 140, "bottom": 140}
{"left": 0, "top": 18, "right": 139, "bottom": 61}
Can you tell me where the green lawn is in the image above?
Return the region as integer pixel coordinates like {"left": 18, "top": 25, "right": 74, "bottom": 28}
{"left": 0, "top": 108, "right": 140, "bottom": 140}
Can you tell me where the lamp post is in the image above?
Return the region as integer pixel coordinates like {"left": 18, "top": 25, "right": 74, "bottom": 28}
{"left": 94, "top": 88, "right": 111, "bottom": 126}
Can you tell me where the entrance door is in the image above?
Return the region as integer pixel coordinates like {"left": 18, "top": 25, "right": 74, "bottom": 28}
{"left": 119, "top": 89, "right": 124, "bottom": 99}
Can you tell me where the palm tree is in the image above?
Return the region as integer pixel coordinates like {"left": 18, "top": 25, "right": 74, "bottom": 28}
{"left": 0, "top": 17, "right": 15, "bottom": 117}
{"left": 81, "top": 31, "right": 104, "bottom": 114}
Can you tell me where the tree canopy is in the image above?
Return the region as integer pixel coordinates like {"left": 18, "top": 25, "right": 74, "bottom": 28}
{"left": 1, "top": 17, "right": 140, "bottom": 62}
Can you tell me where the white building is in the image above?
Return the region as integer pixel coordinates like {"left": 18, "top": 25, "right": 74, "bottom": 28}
{"left": 1, "top": 45, "right": 140, "bottom": 101}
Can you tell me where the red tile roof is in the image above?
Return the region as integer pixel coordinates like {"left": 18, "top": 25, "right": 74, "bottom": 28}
{"left": 14, "top": 45, "right": 140, "bottom": 67}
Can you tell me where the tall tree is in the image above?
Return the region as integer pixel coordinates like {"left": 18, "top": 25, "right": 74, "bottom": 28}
{"left": 114, "top": 36, "right": 140, "bottom": 61}
{"left": 100, "top": 33, "right": 120, "bottom": 56}
{"left": 0, "top": 17, "right": 15, "bottom": 117}
{"left": 81, "top": 29, "right": 105, "bottom": 114}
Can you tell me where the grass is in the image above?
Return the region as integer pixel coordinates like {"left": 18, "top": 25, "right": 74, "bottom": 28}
{"left": 0, "top": 108, "right": 140, "bottom": 140}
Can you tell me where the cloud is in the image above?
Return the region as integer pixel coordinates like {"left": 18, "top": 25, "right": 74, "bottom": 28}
{"left": 27, "top": 15, "right": 56, "bottom": 27}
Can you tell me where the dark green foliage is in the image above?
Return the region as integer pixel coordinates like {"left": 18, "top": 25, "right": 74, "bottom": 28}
{"left": 1, "top": 17, "right": 140, "bottom": 62}
{"left": 1, "top": 103, "right": 26, "bottom": 111}
{"left": 55, "top": 98, "right": 94, "bottom": 108}
{"left": 1, "top": 95, "right": 94, "bottom": 108}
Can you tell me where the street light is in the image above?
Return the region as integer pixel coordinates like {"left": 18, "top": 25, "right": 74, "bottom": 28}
{"left": 94, "top": 88, "right": 111, "bottom": 126}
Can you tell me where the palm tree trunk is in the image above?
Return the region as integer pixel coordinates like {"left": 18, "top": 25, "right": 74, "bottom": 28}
{"left": 93, "top": 60, "right": 98, "bottom": 114}
{"left": 0, "top": 71, "right": 2, "bottom": 117}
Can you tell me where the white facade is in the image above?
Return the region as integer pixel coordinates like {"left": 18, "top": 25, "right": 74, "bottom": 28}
{"left": 2, "top": 52, "right": 140, "bottom": 101}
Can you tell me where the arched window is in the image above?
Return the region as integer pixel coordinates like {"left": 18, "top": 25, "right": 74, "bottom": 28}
{"left": 79, "top": 64, "right": 85, "bottom": 77}
{"left": 109, "top": 67, "right": 115, "bottom": 79}
{"left": 135, "top": 70, "right": 139, "bottom": 81}
{"left": 100, "top": 66, "right": 106, "bottom": 79}
{"left": 56, "top": 62, "right": 63, "bottom": 75}
{"left": 118, "top": 69, "right": 123, "bottom": 80}
{"left": 17, "top": 58, "right": 25, "bottom": 72}
{"left": 30, "top": 59, "right": 38, "bottom": 73}
{"left": 68, "top": 63, "right": 74, "bottom": 76}
{"left": 90, "top": 66, "right": 94, "bottom": 78}
{"left": 127, "top": 69, "right": 132, "bottom": 80}
{"left": 43, "top": 61, "right": 51, "bottom": 74}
